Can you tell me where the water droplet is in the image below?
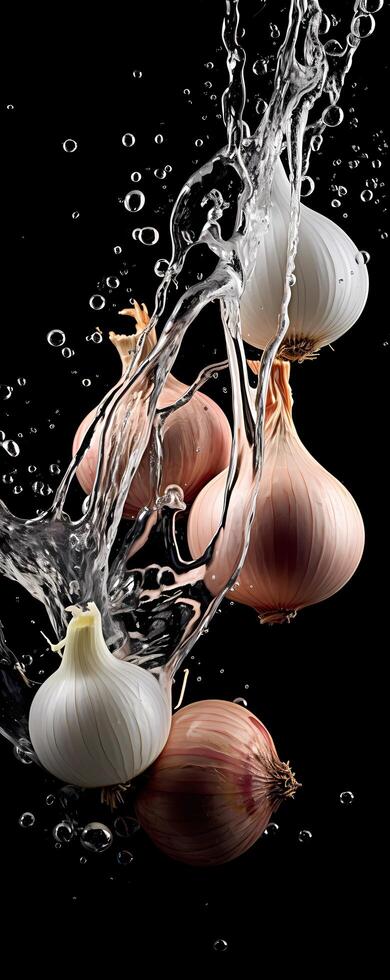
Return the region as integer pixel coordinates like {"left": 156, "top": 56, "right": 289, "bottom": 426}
{"left": 124, "top": 190, "right": 145, "bottom": 213}
{"left": 270, "top": 24, "right": 280, "bottom": 39}
{"left": 154, "top": 133, "right": 164, "bottom": 144}
{"left": 138, "top": 227, "right": 159, "bottom": 246}
{"left": 53, "top": 821, "right": 74, "bottom": 843}
{"left": 255, "top": 98, "right": 267, "bottom": 117}
{"left": 154, "top": 258, "right": 169, "bottom": 278}
{"left": 233, "top": 697, "right": 248, "bottom": 707}
{"left": 348, "top": 159, "right": 359, "bottom": 169}
{"left": 62, "top": 139, "right": 77, "bottom": 153}
{"left": 154, "top": 168, "right": 167, "bottom": 179}
{"left": 117, "top": 849, "right": 134, "bottom": 866}
{"left": 61, "top": 347, "right": 74, "bottom": 358}
{"left": 360, "top": 189, "right": 373, "bottom": 202}
{"left": 331, "top": 199, "right": 341, "bottom": 208}
{"left": 322, "top": 105, "right": 344, "bottom": 128}
{"left": 7, "top": 104, "right": 15, "bottom": 110}
{"left": 298, "top": 829, "right": 312, "bottom": 843}
{"left": 14, "top": 740, "right": 34, "bottom": 764}
{"left": 17, "top": 377, "right": 26, "bottom": 387}
{"left": 80, "top": 856, "right": 88, "bottom": 865}
{"left": 122, "top": 133, "right": 135, "bottom": 148}
{"left": 28, "top": 465, "right": 37, "bottom": 473}
{"left": 213, "top": 939, "right": 228, "bottom": 952}
{"left": 196, "top": 676, "right": 202, "bottom": 682}
{"left": 114, "top": 816, "right": 140, "bottom": 838}
{"left": 2, "top": 440, "right": 20, "bottom": 457}
{"left": 340, "top": 790, "right": 354, "bottom": 805}
{"left": 288, "top": 273, "right": 296, "bottom": 287}
{"left": 263, "top": 822, "right": 279, "bottom": 836}
{"left": 72, "top": 210, "right": 80, "bottom": 220}
{"left": 13, "top": 485, "right": 23, "bottom": 495}
{"left": 0, "top": 385, "right": 13, "bottom": 400}
{"left": 130, "top": 171, "right": 142, "bottom": 183}
{"left": 324, "top": 38, "right": 343, "bottom": 55}
{"left": 81, "top": 822, "right": 113, "bottom": 853}
{"left": 82, "top": 378, "right": 91, "bottom": 387}
{"left": 351, "top": 13, "right": 376, "bottom": 38}
{"left": 355, "top": 250, "right": 370, "bottom": 265}
{"left": 133, "top": 70, "right": 142, "bottom": 79}
{"left": 253, "top": 58, "right": 268, "bottom": 76}
{"left": 89, "top": 294, "right": 105, "bottom": 310}
{"left": 113, "top": 245, "right": 122, "bottom": 254}
{"left": 45, "top": 794, "right": 56, "bottom": 806}
{"left": 195, "top": 138, "right": 203, "bottom": 148}
{"left": 19, "top": 812, "right": 35, "bottom": 828}
{"left": 381, "top": 232, "right": 388, "bottom": 240}
{"left": 301, "top": 176, "right": 315, "bottom": 197}
{"left": 91, "top": 331, "right": 103, "bottom": 343}
{"left": 47, "top": 329, "right": 65, "bottom": 347}
{"left": 311, "top": 134, "right": 323, "bottom": 151}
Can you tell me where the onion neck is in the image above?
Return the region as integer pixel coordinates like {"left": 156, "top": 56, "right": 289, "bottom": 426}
{"left": 61, "top": 602, "right": 110, "bottom": 672}
{"left": 109, "top": 300, "right": 158, "bottom": 374}
{"left": 248, "top": 358, "right": 294, "bottom": 436}
{"left": 265, "top": 755, "right": 301, "bottom": 807}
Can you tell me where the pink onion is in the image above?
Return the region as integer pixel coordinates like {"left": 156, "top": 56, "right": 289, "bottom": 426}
{"left": 188, "top": 359, "right": 364, "bottom": 623}
{"left": 134, "top": 699, "right": 299, "bottom": 866}
{"left": 73, "top": 302, "right": 231, "bottom": 518}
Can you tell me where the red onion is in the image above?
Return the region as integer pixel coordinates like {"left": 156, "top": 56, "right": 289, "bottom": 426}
{"left": 135, "top": 699, "right": 299, "bottom": 866}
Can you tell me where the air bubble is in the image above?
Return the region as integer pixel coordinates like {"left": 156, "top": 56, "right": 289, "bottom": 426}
{"left": 154, "top": 168, "right": 167, "bottom": 179}
{"left": 213, "top": 939, "right": 228, "bottom": 952}
{"left": 117, "top": 849, "right": 134, "bottom": 866}
{"left": 138, "top": 227, "right": 159, "bottom": 246}
{"left": 47, "top": 330, "right": 65, "bottom": 347}
{"left": 89, "top": 295, "right": 105, "bottom": 310}
{"left": 252, "top": 58, "right": 268, "bottom": 76}
{"left": 324, "top": 39, "right": 343, "bottom": 55}
{"left": 62, "top": 139, "right": 77, "bottom": 153}
{"left": 195, "top": 138, "right": 203, "bottom": 148}
{"left": 2, "top": 440, "right": 20, "bottom": 457}
{"left": 82, "top": 379, "right": 91, "bottom": 387}
{"left": 154, "top": 258, "right": 170, "bottom": 278}
{"left": 133, "top": 70, "right": 142, "bottom": 79}
{"left": 350, "top": 13, "right": 376, "bottom": 37}
{"left": 124, "top": 190, "right": 145, "bottom": 213}
{"left": 298, "top": 829, "right": 312, "bottom": 843}
{"left": 0, "top": 385, "right": 13, "bottom": 400}
{"left": 130, "top": 172, "right": 142, "bottom": 183}
{"left": 301, "top": 176, "right": 315, "bottom": 197}
{"left": 72, "top": 210, "right": 80, "bottom": 220}
{"left": 360, "top": 189, "right": 373, "bottom": 202}
{"left": 331, "top": 199, "right": 341, "bottom": 208}
{"left": 19, "top": 812, "right": 35, "bottom": 828}
{"left": 53, "top": 822, "right": 74, "bottom": 843}
{"left": 17, "top": 377, "right": 27, "bottom": 386}
{"left": 80, "top": 822, "right": 113, "bottom": 853}
{"left": 154, "top": 134, "right": 164, "bottom": 144}
{"left": 263, "top": 822, "right": 279, "bottom": 836}
{"left": 270, "top": 24, "right": 280, "bottom": 39}
{"left": 340, "top": 790, "right": 354, "bottom": 805}
{"left": 62, "top": 347, "right": 74, "bottom": 358}
{"left": 359, "top": 0, "right": 383, "bottom": 11}
{"left": 121, "top": 133, "right": 135, "bottom": 148}
{"left": 311, "top": 134, "right": 323, "bottom": 151}
{"left": 322, "top": 105, "right": 344, "bottom": 128}
{"left": 114, "top": 816, "right": 140, "bottom": 838}
{"left": 91, "top": 331, "right": 103, "bottom": 343}
{"left": 355, "top": 250, "right": 370, "bottom": 265}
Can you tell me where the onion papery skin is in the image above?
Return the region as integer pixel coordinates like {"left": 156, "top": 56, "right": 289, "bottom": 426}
{"left": 72, "top": 304, "right": 231, "bottom": 518}
{"left": 187, "top": 360, "right": 365, "bottom": 622}
{"left": 240, "top": 159, "right": 369, "bottom": 359}
{"left": 135, "top": 699, "right": 299, "bottom": 866}
{"left": 29, "top": 603, "right": 172, "bottom": 788}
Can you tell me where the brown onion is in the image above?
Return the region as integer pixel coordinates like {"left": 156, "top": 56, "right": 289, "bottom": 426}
{"left": 135, "top": 699, "right": 299, "bottom": 866}
{"left": 188, "top": 359, "right": 364, "bottom": 623}
{"left": 73, "top": 301, "right": 231, "bottom": 518}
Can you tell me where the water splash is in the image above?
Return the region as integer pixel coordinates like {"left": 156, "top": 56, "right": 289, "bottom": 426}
{"left": 0, "top": 0, "right": 378, "bottom": 750}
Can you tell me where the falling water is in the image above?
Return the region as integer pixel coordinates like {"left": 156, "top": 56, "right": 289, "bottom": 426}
{"left": 0, "top": 0, "right": 378, "bottom": 754}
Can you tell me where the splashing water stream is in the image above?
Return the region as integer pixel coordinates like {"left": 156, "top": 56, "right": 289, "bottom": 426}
{"left": 0, "top": 0, "right": 377, "bottom": 756}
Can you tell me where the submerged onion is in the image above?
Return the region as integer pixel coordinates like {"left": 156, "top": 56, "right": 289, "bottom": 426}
{"left": 135, "top": 699, "right": 299, "bottom": 866}
{"left": 240, "top": 158, "right": 369, "bottom": 359}
{"left": 73, "top": 301, "right": 231, "bottom": 517}
{"left": 188, "top": 359, "right": 364, "bottom": 622}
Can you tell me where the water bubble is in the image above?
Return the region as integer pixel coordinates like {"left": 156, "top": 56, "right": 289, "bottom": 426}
{"left": 117, "top": 849, "right": 134, "bottom": 866}
{"left": 133, "top": 70, "right": 142, "bottom": 79}
{"left": 255, "top": 98, "right": 267, "bottom": 117}
{"left": 45, "top": 794, "right": 56, "bottom": 806}
{"left": 165, "top": 164, "right": 172, "bottom": 174}
{"left": 121, "top": 133, "right": 135, "bottom": 148}
{"left": 91, "top": 330, "right": 103, "bottom": 343}
{"left": 14, "top": 740, "right": 34, "bottom": 764}
{"left": 355, "top": 250, "right": 370, "bottom": 265}
{"left": 19, "top": 812, "right": 35, "bottom": 828}
{"left": 17, "top": 377, "right": 27, "bottom": 386}
{"left": 233, "top": 697, "right": 248, "bottom": 707}
{"left": 311, "top": 134, "right": 323, "bottom": 151}
{"left": 351, "top": 13, "right": 376, "bottom": 37}
{"left": 105, "top": 276, "right": 119, "bottom": 291}
{"left": 288, "top": 273, "right": 296, "bottom": 287}
{"left": 324, "top": 39, "right": 344, "bottom": 55}
{"left": 32, "top": 481, "right": 45, "bottom": 495}
{"left": 381, "top": 232, "right": 388, "bottom": 240}
{"left": 130, "top": 171, "right": 142, "bottom": 183}
{"left": 114, "top": 816, "right": 140, "bottom": 838}
{"left": 53, "top": 821, "right": 74, "bottom": 843}
{"left": 340, "top": 790, "right": 354, "bottom": 805}
{"left": 270, "top": 24, "right": 280, "bottom": 39}
{"left": 138, "top": 227, "right": 159, "bottom": 246}
{"left": 80, "top": 822, "right": 113, "bottom": 853}
{"left": 195, "top": 138, "right": 203, "bottom": 148}
{"left": 7, "top": 104, "right": 15, "bottom": 110}
{"left": 319, "top": 12, "right": 331, "bottom": 33}
{"left": 28, "top": 465, "right": 37, "bottom": 473}
{"left": 183, "top": 88, "right": 190, "bottom": 96}
{"left": 205, "top": 61, "right": 214, "bottom": 69}
{"left": 359, "top": 0, "right": 383, "bottom": 10}
{"left": 154, "top": 168, "right": 167, "bottom": 179}
{"left": 322, "top": 105, "right": 344, "bottom": 128}
{"left": 154, "top": 133, "right": 164, "bottom": 144}
{"left": 47, "top": 329, "right": 65, "bottom": 347}
{"left": 82, "top": 378, "right": 91, "bottom": 387}
{"left": 253, "top": 58, "right": 268, "bottom": 76}
{"left": 62, "top": 347, "right": 74, "bottom": 358}
{"left": 89, "top": 294, "right": 105, "bottom": 310}
{"left": 72, "top": 210, "right": 80, "bottom": 220}
{"left": 298, "top": 829, "right": 312, "bottom": 843}
{"left": 348, "top": 159, "right": 359, "bottom": 169}
{"left": 301, "top": 176, "right": 315, "bottom": 197}
{"left": 213, "top": 939, "right": 228, "bottom": 952}
{"left": 0, "top": 385, "right": 13, "bottom": 400}
{"left": 331, "top": 199, "right": 341, "bottom": 208}
{"left": 264, "top": 822, "right": 279, "bottom": 836}
{"left": 2, "top": 440, "right": 20, "bottom": 457}
{"left": 13, "top": 485, "right": 23, "bottom": 494}
{"left": 62, "top": 139, "right": 77, "bottom": 153}
{"left": 124, "top": 190, "right": 145, "bottom": 213}
{"left": 360, "top": 189, "right": 373, "bottom": 202}
{"left": 154, "top": 258, "right": 169, "bottom": 278}
{"left": 113, "top": 245, "right": 122, "bottom": 254}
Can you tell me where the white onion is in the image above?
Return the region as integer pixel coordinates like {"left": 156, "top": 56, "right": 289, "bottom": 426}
{"left": 29, "top": 603, "right": 172, "bottom": 788}
{"left": 240, "top": 159, "right": 369, "bottom": 358}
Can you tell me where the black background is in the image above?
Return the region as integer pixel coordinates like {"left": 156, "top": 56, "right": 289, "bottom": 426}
{"left": 0, "top": 0, "right": 388, "bottom": 962}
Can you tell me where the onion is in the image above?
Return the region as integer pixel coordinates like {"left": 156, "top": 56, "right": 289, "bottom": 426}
{"left": 73, "top": 301, "right": 231, "bottom": 518}
{"left": 29, "top": 603, "right": 172, "bottom": 788}
{"left": 188, "top": 359, "right": 364, "bottom": 622}
{"left": 240, "top": 159, "right": 369, "bottom": 360}
{"left": 135, "top": 699, "right": 299, "bottom": 866}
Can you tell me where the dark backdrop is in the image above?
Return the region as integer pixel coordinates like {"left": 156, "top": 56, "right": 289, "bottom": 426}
{"left": 0, "top": 0, "right": 387, "bottom": 962}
